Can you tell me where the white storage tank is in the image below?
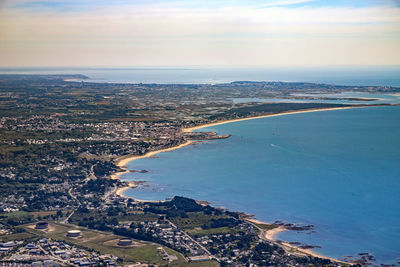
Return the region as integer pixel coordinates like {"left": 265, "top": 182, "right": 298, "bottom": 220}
{"left": 66, "top": 230, "right": 81, "bottom": 237}
{"left": 118, "top": 238, "right": 133, "bottom": 246}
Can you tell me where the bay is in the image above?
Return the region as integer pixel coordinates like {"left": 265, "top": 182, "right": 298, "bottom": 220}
{"left": 123, "top": 106, "right": 400, "bottom": 265}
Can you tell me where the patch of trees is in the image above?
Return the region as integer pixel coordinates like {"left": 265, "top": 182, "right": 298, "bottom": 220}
{"left": 144, "top": 196, "right": 205, "bottom": 218}
{"left": 93, "top": 161, "right": 116, "bottom": 177}
{"left": 78, "top": 220, "right": 110, "bottom": 231}
{"left": 79, "top": 178, "right": 117, "bottom": 195}
{"left": 202, "top": 217, "right": 239, "bottom": 229}
{"left": 6, "top": 215, "right": 34, "bottom": 226}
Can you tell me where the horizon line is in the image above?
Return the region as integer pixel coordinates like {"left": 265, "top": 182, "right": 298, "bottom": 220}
{"left": 1, "top": 65, "right": 400, "bottom": 69}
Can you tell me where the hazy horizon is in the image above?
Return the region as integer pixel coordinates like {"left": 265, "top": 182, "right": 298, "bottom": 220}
{"left": 1, "top": 65, "right": 400, "bottom": 69}
{"left": 1, "top": 0, "right": 399, "bottom": 67}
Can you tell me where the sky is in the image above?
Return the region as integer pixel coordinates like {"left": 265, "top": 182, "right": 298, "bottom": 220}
{"left": 0, "top": 0, "right": 399, "bottom": 67}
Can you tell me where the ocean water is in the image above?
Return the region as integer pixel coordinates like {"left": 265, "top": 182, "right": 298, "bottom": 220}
{"left": 1, "top": 66, "right": 400, "bottom": 86}
{"left": 122, "top": 106, "right": 400, "bottom": 265}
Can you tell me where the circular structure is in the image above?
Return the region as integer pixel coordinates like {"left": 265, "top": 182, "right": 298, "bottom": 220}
{"left": 118, "top": 238, "right": 133, "bottom": 246}
{"left": 66, "top": 230, "right": 81, "bottom": 237}
{"left": 35, "top": 221, "right": 49, "bottom": 230}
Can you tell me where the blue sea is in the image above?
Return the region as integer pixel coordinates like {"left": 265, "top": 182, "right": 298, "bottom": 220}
{"left": 3, "top": 67, "right": 400, "bottom": 264}
{"left": 1, "top": 66, "right": 400, "bottom": 86}
{"left": 122, "top": 106, "right": 400, "bottom": 265}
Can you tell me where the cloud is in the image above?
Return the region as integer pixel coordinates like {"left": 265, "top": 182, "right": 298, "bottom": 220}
{"left": 0, "top": 0, "right": 399, "bottom": 66}
{"left": 2, "top": 3, "right": 399, "bottom": 39}
{"left": 262, "top": 0, "right": 315, "bottom": 7}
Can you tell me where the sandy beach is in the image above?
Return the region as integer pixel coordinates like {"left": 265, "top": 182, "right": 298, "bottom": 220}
{"left": 115, "top": 181, "right": 137, "bottom": 198}
{"left": 110, "top": 170, "right": 130, "bottom": 180}
{"left": 111, "top": 141, "right": 193, "bottom": 198}
{"left": 183, "top": 106, "right": 361, "bottom": 133}
{"left": 116, "top": 141, "right": 193, "bottom": 169}
{"left": 280, "top": 240, "right": 350, "bottom": 264}
{"left": 246, "top": 218, "right": 350, "bottom": 264}
{"left": 246, "top": 218, "right": 287, "bottom": 240}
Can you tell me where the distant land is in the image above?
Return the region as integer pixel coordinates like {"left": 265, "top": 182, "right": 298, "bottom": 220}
{"left": 1, "top": 66, "right": 400, "bottom": 87}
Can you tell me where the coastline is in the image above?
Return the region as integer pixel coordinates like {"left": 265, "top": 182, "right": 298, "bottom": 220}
{"left": 112, "top": 106, "right": 358, "bottom": 191}
{"left": 280, "top": 241, "right": 349, "bottom": 265}
{"left": 246, "top": 218, "right": 350, "bottom": 265}
{"left": 112, "top": 106, "right": 371, "bottom": 200}
{"left": 116, "top": 141, "right": 194, "bottom": 169}
{"left": 110, "top": 105, "right": 376, "bottom": 264}
{"left": 183, "top": 106, "right": 360, "bottom": 133}
{"left": 111, "top": 141, "right": 194, "bottom": 198}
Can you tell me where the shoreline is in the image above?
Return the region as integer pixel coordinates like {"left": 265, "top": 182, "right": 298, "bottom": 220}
{"left": 112, "top": 106, "right": 359, "bottom": 190}
{"left": 111, "top": 141, "right": 194, "bottom": 197}
{"left": 246, "top": 218, "right": 350, "bottom": 265}
{"left": 112, "top": 105, "right": 374, "bottom": 200}
{"left": 183, "top": 106, "right": 362, "bottom": 132}
{"left": 110, "top": 105, "right": 379, "bottom": 264}
{"left": 116, "top": 141, "right": 194, "bottom": 169}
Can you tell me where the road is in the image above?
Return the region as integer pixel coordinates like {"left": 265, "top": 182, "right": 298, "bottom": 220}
{"left": 166, "top": 219, "right": 220, "bottom": 262}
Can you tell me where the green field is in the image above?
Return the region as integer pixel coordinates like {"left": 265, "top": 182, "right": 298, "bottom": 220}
{"left": 250, "top": 222, "right": 278, "bottom": 231}
{"left": 18, "top": 222, "right": 219, "bottom": 266}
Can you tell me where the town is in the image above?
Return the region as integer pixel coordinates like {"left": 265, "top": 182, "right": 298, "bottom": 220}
{"left": 1, "top": 74, "right": 397, "bottom": 266}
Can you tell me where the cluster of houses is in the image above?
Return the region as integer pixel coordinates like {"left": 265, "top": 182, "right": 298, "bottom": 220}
{"left": 192, "top": 222, "right": 259, "bottom": 264}
{"left": 0, "top": 115, "right": 184, "bottom": 151}
{"left": 0, "top": 197, "right": 25, "bottom": 213}
{"left": 1, "top": 239, "right": 118, "bottom": 267}
{"left": 0, "top": 113, "right": 186, "bottom": 213}
{"left": 0, "top": 241, "right": 22, "bottom": 253}
{"left": 121, "top": 220, "right": 210, "bottom": 261}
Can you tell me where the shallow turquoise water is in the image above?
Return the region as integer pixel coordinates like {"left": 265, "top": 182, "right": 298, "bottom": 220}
{"left": 123, "top": 106, "right": 400, "bottom": 264}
